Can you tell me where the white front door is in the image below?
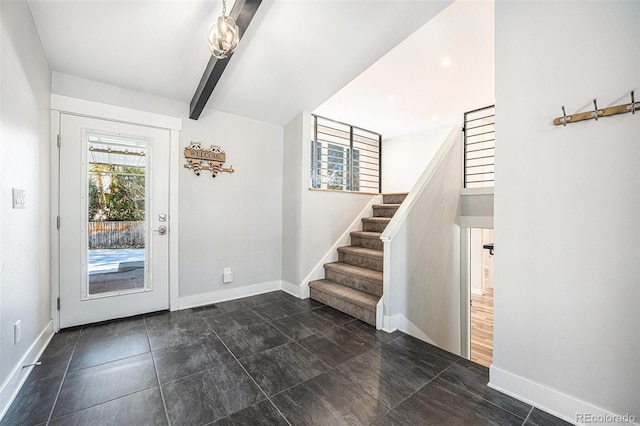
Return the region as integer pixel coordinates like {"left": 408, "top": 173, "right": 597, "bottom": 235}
{"left": 59, "top": 114, "right": 170, "bottom": 328}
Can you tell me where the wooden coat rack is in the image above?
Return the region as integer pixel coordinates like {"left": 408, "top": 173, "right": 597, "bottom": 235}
{"left": 553, "top": 91, "right": 640, "bottom": 126}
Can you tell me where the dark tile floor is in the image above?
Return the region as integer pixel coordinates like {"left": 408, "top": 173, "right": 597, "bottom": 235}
{"left": 1, "top": 291, "right": 572, "bottom": 426}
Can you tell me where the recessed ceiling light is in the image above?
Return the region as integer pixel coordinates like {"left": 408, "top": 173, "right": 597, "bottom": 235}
{"left": 387, "top": 95, "right": 395, "bottom": 102}
{"left": 432, "top": 115, "right": 438, "bottom": 120}
{"left": 441, "top": 57, "right": 452, "bottom": 67}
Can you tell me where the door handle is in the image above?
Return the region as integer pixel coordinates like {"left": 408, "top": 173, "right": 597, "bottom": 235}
{"left": 153, "top": 225, "right": 168, "bottom": 235}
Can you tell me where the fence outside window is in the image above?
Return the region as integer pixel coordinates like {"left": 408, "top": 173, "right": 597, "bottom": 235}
{"left": 310, "top": 115, "right": 381, "bottom": 193}
{"left": 463, "top": 105, "right": 495, "bottom": 188}
{"left": 88, "top": 221, "right": 145, "bottom": 249}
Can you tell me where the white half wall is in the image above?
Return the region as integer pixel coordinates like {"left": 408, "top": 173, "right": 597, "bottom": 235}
{"left": 494, "top": 1, "right": 640, "bottom": 422}
{"left": 0, "top": 0, "right": 53, "bottom": 416}
{"left": 382, "top": 125, "right": 463, "bottom": 354}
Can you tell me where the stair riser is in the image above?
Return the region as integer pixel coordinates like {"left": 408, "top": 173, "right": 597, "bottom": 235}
{"left": 310, "top": 288, "right": 376, "bottom": 325}
{"left": 325, "top": 268, "right": 382, "bottom": 297}
{"left": 373, "top": 206, "right": 399, "bottom": 218}
{"left": 383, "top": 194, "right": 408, "bottom": 204}
{"left": 362, "top": 220, "right": 389, "bottom": 233}
{"left": 351, "top": 235, "right": 383, "bottom": 251}
{"left": 339, "top": 252, "right": 383, "bottom": 272}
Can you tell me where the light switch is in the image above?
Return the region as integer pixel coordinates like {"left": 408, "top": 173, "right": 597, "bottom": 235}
{"left": 12, "top": 189, "right": 26, "bottom": 209}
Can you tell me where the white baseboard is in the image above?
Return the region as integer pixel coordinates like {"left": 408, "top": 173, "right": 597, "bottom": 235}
{"left": 281, "top": 281, "right": 302, "bottom": 298}
{"left": 0, "top": 320, "right": 54, "bottom": 420}
{"left": 489, "top": 366, "right": 639, "bottom": 426}
{"left": 375, "top": 299, "right": 383, "bottom": 330}
{"left": 178, "top": 280, "right": 283, "bottom": 310}
{"left": 382, "top": 314, "right": 436, "bottom": 346}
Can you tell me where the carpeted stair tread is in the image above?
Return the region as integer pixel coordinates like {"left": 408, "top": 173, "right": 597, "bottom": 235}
{"left": 350, "top": 231, "right": 384, "bottom": 250}
{"left": 337, "top": 246, "right": 383, "bottom": 258}
{"left": 338, "top": 246, "right": 384, "bottom": 272}
{"left": 372, "top": 204, "right": 401, "bottom": 209}
{"left": 382, "top": 193, "right": 409, "bottom": 204}
{"left": 372, "top": 204, "right": 401, "bottom": 218}
{"left": 309, "top": 279, "right": 380, "bottom": 311}
{"left": 361, "top": 217, "right": 392, "bottom": 232}
{"left": 361, "top": 217, "right": 391, "bottom": 224}
{"left": 350, "top": 231, "right": 382, "bottom": 239}
{"left": 324, "top": 262, "right": 382, "bottom": 283}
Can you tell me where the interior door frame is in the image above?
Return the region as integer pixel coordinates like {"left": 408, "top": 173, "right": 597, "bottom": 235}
{"left": 50, "top": 94, "right": 182, "bottom": 332}
{"left": 460, "top": 220, "right": 494, "bottom": 361}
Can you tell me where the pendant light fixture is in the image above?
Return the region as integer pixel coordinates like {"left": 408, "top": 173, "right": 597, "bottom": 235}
{"left": 207, "top": 0, "right": 240, "bottom": 59}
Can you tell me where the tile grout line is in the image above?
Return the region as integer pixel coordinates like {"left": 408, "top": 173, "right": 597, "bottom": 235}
{"left": 262, "top": 314, "right": 333, "bottom": 344}
{"left": 143, "top": 315, "right": 172, "bottom": 426}
{"left": 199, "top": 312, "right": 294, "bottom": 360}
{"left": 371, "top": 356, "right": 460, "bottom": 423}
{"left": 45, "top": 330, "right": 82, "bottom": 425}
{"left": 62, "top": 348, "right": 150, "bottom": 374}
{"left": 265, "top": 320, "right": 386, "bottom": 400}
{"left": 440, "top": 366, "right": 533, "bottom": 421}
{"left": 204, "top": 320, "right": 293, "bottom": 426}
{"left": 522, "top": 406, "right": 535, "bottom": 426}
{"left": 205, "top": 304, "right": 348, "bottom": 400}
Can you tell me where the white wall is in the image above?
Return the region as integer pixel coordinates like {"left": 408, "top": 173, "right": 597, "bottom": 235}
{"left": 179, "top": 109, "right": 283, "bottom": 299}
{"left": 282, "top": 113, "right": 375, "bottom": 291}
{"left": 282, "top": 113, "right": 304, "bottom": 285}
{"left": 0, "top": 0, "right": 52, "bottom": 413}
{"left": 382, "top": 126, "right": 462, "bottom": 354}
{"left": 493, "top": 1, "right": 640, "bottom": 422}
{"left": 52, "top": 71, "right": 185, "bottom": 118}
{"left": 382, "top": 124, "right": 453, "bottom": 193}
{"left": 51, "top": 73, "right": 284, "bottom": 305}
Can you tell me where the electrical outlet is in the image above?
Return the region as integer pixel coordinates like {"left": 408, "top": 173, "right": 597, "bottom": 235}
{"left": 14, "top": 320, "right": 21, "bottom": 345}
{"left": 223, "top": 267, "right": 233, "bottom": 283}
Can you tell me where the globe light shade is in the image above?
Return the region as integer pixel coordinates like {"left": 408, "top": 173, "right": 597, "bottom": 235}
{"left": 207, "top": 15, "right": 239, "bottom": 59}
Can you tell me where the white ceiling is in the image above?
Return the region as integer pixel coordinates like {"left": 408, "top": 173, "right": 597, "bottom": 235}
{"left": 314, "top": 0, "right": 495, "bottom": 138}
{"left": 28, "top": 0, "right": 454, "bottom": 126}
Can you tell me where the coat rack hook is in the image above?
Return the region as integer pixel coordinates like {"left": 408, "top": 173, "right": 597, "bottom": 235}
{"left": 560, "top": 106, "right": 570, "bottom": 126}
{"left": 632, "top": 91, "right": 636, "bottom": 115}
{"left": 560, "top": 105, "right": 571, "bottom": 127}
{"left": 591, "top": 99, "right": 603, "bottom": 121}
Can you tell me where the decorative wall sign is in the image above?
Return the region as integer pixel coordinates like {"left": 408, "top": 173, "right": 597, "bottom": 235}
{"left": 184, "top": 142, "right": 235, "bottom": 177}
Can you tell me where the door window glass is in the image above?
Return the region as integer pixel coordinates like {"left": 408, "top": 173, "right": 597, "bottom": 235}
{"left": 86, "top": 134, "right": 149, "bottom": 297}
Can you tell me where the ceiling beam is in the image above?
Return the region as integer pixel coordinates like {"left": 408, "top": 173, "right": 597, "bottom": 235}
{"left": 189, "top": 0, "right": 262, "bottom": 120}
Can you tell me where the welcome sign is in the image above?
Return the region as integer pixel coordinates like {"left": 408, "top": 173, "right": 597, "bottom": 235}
{"left": 184, "top": 142, "right": 234, "bottom": 177}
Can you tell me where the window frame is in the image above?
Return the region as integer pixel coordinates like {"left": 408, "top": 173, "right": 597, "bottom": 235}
{"left": 310, "top": 114, "right": 381, "bottom": 194}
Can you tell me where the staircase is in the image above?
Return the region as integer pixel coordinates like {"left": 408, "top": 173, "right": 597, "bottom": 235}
{"left": 309, "top": 193, "right": 408, "bottom": 325}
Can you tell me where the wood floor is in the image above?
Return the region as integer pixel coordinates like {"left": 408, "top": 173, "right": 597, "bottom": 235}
{"left": 471, "top": 287, "right": 493, "bottom": 367}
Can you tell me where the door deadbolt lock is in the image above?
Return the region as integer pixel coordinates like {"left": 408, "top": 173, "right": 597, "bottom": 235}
{"left": 155, "top": 225, "right": 168, "bottom": 235}
{"left": 159, "top": 213, "right": 167, "bottom": 222}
